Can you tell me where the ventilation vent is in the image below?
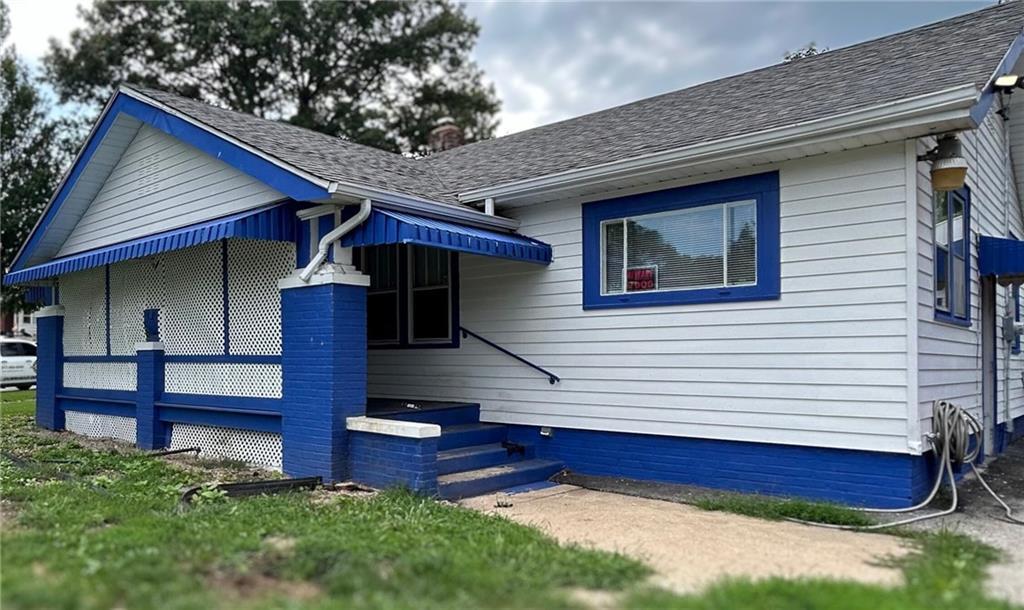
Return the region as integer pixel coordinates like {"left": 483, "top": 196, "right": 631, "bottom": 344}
{"left": 65, "top": 411, "right": 137, "bottom": 444}
{"left": 168, "top": 423, "right": 282, "bottom": 470}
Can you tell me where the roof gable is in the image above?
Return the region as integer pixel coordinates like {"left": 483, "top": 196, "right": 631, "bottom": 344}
{"left": 11, "top": 91, "right": 330, "bottom": 271}
{"left": 56, "top": 123, "right": 286, "bottom": 258}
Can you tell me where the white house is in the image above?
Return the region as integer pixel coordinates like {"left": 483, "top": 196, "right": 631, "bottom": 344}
{"left": 6, "top": 3, "right": 1024, "bottom": 506}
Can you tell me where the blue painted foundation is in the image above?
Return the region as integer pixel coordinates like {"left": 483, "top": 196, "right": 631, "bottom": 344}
{"left": 349, "top": 432, "right": 439, "bottom": 495}
{"left": 280, "top": 279, "right": 367, "bottom": 482}
{"left": 34, "top": 310, "right": 64, "bottom": 431}
{"left": 505, "top": 424, "right": 933, "bottom": 509}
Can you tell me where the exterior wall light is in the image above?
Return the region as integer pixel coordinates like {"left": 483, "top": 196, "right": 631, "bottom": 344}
{"left": 994, "top": 74, "right": 1023, "bottom": 92}
{"left": 918, "top": 134, "right": 968, "bottom": 191}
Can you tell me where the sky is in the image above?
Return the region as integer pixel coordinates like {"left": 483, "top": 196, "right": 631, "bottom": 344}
{"left": 6, "top": 0, "right": 993, "bottom": 136}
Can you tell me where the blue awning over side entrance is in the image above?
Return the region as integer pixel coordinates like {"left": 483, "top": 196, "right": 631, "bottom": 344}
{"left": 3, "top": 202, "right": 298, "bottom": 285}
{"left": 341, "top": 208, "right": 553, "bottom": 265}
{"left": 980, "top": 235, "right": 1024, "bottom": 284}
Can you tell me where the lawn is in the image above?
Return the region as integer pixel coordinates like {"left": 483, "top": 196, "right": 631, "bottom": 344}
{"left": 1, "top": 391, "right": 1018, "bottom": 610}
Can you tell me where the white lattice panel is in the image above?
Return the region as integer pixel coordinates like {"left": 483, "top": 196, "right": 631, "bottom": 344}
{"left": 227, "top": 240, "right": 294, "bottom": 355}
{"left": 65, "top": 410, "right": 137, "bottom": 444}
{"left": 164, "top": 363, "right": 282, "bottom": 398}
{"left": 109, "top": 256, "right": 165, "bottom": 355}
{"left": 162, "top": 242, "right": 224, "bottom": 355}
{"left": 169, "top": 423, "right": 282, "bottom": 470}
{"left": 63, "top": 362, "right": 137, "bottom": 391}
{"left": 60, "top": 267, "right": 107, "bottom": 356}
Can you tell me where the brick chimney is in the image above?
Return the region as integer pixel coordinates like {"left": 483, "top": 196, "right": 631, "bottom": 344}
{"left": 428, "top": 118, "right": 464, "bottom": 152}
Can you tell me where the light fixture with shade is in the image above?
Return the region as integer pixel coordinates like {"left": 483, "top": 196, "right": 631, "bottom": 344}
{"left": 918, "top": 134, "right": 968, "bottom": 191}
{"left": 994, "top": 74, "right": 1024, "bottom": 92}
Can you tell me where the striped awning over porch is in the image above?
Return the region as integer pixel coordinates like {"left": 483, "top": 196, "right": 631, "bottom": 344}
{"left": 3, "top": 202, "right": 298, "bottom": 285}
{"left": 341, "top": 208, "right": 553, "bottom": 265}
{"left": 5, "top": 202, "right": 552, "bottom": 286}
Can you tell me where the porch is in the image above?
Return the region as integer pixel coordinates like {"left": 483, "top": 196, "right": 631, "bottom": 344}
{"left": 16, "top": 200, "right": 556, "bottom": 498}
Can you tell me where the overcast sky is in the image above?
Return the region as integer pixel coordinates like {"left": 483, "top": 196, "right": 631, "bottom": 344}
{"left": 6, "top": 0, "right": 991, "bottom": 136}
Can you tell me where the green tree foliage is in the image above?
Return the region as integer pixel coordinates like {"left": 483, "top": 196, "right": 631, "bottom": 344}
{"left": 1, "top": 0, "right": 73, "bottom": 315}
{"left": 45, "top": 0, "right": 501, "bottom": 154}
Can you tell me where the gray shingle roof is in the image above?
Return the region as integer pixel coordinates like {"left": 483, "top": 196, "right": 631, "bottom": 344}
{"left": 426, "top": 1, "right": 1024, "bottom": 194}
{"left": 129, "top": 86, "right": 456, "bottom": 202}
{"left": 128, "top": 2, "right": 1024, "bottom": 205}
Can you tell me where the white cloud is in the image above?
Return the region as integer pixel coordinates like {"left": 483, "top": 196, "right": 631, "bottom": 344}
{"left": 6, "top": 0, "right": 85, "bottom": 66}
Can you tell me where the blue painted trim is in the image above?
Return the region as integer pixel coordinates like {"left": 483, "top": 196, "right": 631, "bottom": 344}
{"left": 969, "top": 32, "right": 1024, "bottom": 126}
{"left": 318, "top": 215, "right": 334, "bottom": 263}
{"left": 5, "top": 201, "right": 299, "bottom": 285}
{"left": 934, "top": 188, "right": 971, "bottom": 326}
{"left": 504, "top": 424, "right": 929, "bottom": 509}
{"left": 58, "top": 388, "right": 136, "bottom": 402}
{"left": 24, "top": 286, "right": 53, "bottom": 304}
{"left": 157, "top": 405, "right": 281, "bottom": 434}
{"left": 342, "top": 208, "right": 552, "bottom": 265}
{"left": 57, "top": 391, "right": 136, "bottom": 418}
{"left": 104, "top": 265, "right": 111, "bottom": 356}
{"left": 10, "top": 91, "right": 328, "bottom": 275}
{"left": 581, "top": 172, "right": 781, "bottom": 310}
{"left": 296, "top": 219, "right": 311, "bottom": 268}
{"left": 221, "top": 239, "right": 230, "bottom": 355}
{"left": 158, "top": 392, "right": 281, "bottom": 413}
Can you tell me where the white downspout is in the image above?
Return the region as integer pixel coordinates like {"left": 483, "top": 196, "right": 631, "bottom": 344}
{"left": 298, "top": 198, "right": 372, "bottom": 282}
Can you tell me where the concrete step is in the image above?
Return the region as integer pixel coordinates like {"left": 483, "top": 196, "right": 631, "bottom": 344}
{"left": 438, "top": 459, "right": 563, "bottom": 500}
{"left": 437, "top": 442, "right": 533, "bottom": 475}
{"left": 383, "top": 403, "right": 481, "bottom": 427}
{"left": 438, "top": 423, "right": 507, "bottom": 451}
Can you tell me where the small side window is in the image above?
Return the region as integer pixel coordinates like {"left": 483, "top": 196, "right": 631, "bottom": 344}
{"left": 933, "top": 188, "right": 971, "bottom": 325}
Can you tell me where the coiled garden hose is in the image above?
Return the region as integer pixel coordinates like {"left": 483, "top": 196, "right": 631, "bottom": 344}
{"left": 792, "top": 401, "right": 1023, "bottom": 530}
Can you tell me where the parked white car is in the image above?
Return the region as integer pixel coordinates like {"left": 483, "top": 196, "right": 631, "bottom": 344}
{"left": 1, "top": 338, "right": 37, "bottom": 390}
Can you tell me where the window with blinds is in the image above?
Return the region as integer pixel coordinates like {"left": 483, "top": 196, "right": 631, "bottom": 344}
{"left": 601, "top": 200, "right": 757, "bottom": 295}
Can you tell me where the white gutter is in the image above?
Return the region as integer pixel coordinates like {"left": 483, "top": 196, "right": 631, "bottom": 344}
{"left": 299, "top": 198, "right": 372, "bottom": 282}
{"left": 326, "top": 181, "right": 519, "bottom": 231}
{"left": 457, "top": 84, "right": 982, "bottom": 204}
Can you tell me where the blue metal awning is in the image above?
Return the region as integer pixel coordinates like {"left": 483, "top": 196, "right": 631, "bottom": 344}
{"left": 341, "top": 208, "right": 552, "bottom": 265}
{"left": 3, "top": 202, "right": 298, "bottom": 285}
{"left": 4, "top": 203, "right": 551, "bottom": 286}
{"left": 980, "top": 235, "right": 1024, "bottom": 284}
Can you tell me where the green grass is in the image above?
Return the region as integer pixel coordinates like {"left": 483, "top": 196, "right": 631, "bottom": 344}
{"left": 2, "top": 397, "right": 1015, "bottom": 610}
{"left": 0, "top": 390, "right": 36, "bottom": 417}
{"left": 623, "top": 531, "right": 1014, "bottom": 610}
{"left": 0, "top": 410, "right": 646, "bottom": 610}
{"left": 692, "top": 494, "right": 876, "bottom": 527}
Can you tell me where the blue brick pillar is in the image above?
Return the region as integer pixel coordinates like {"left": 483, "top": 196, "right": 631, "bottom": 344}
{"left": 279, "top": 270, "right": 369, "bottom": 482}
{"left": 34, "top": 305, "right": 64, "bottom": 430}
{"left": 135, "top": 341, "right": 166, "bottom": 449}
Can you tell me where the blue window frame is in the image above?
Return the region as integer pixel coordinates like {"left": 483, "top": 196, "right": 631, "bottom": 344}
{"left": 359, "top": 244, "right": 460, "bottom": 349}
{"left": 582, "top": 172, "right": 780, "bottom": 310}
{"left": 933, "top": 187, "right": 971, "bottom": 326}
{"left": 1010, "top": 232, "right": 1021, "bottom": 355}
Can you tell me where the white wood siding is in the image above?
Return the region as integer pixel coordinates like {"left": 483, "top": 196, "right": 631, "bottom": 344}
{"left": 57, "top": 124, "right": 285, "bottom": 257}
{"left": 368, "top": 143, "right": 913, "bottom": 453}
{"left": 916, "top": 107, "right": 1024, "bottom": 439}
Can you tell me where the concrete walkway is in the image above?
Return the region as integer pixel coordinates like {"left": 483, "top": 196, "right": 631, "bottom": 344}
{"left": 460, "top": 485, "right": 910, "bottom": 593}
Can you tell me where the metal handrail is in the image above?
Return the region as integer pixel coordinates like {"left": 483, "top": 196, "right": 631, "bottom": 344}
{"left": 459, "top": 326, "right": 560, "bottom": 385}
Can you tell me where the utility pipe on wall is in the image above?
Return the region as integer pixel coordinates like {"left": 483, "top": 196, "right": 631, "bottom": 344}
{"left": 299, "top": 198, "right": 372, "bottom": 282}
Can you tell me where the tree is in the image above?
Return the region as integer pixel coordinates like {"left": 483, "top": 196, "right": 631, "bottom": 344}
{"left": 45, "top": 0, "right": 501, "bottom": 155}
{"left": 1, "top": 0, "right": 73, "bottom": 318}
{"left": 784, "top": 42, "right": 828, "bottom": 63}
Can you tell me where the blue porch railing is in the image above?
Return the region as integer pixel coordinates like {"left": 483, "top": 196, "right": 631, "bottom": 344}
{"left": 459, "top": 326, "right": 560, "bottom": 385}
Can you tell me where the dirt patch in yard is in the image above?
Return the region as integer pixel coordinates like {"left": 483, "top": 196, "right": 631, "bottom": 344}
{"left": 460, "top": 485, "right": 910, "bottom": 594}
